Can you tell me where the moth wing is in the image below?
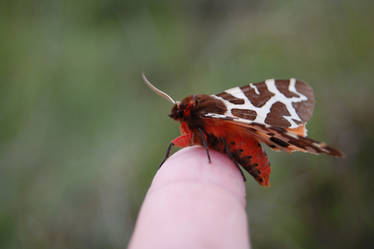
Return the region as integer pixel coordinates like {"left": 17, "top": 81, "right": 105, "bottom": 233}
{"left": 211, "top": 79, "right": 314, "bottom": 129}
{"left": 202, "top": 116, "right": 343, "bottom": 157}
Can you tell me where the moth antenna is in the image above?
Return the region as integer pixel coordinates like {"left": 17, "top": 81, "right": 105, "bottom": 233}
{"left": 142, "top": 73, "right": 176, "bottom": 105}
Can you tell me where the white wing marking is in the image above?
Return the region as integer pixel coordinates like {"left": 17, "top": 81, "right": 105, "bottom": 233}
{"left": 209, "top": 78, "right": 309, "bottom": 128}
{"left": 249, "top": 83, "right": 260, "bottom": 95}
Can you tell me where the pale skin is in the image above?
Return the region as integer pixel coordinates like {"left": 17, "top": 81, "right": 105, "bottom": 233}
{"left": 128, "top": 146, "right": 251, "bottom": 249}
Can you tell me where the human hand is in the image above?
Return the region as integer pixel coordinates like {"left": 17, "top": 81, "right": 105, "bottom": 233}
{"left": 128, "top": 146, "right": 251, "bottom": 249}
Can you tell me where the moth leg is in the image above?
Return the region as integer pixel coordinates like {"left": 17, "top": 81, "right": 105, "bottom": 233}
{"left": 198, "top": 128, "right": 211, "bottom": 163}
{"left": 159, "top": 142, "right": 174, "bottom": 168}
{"left": 159, "top": 134, "right": 192, "bottom": 168}
{"left": 222, "top": 138, "right": 246, "bottom": 181}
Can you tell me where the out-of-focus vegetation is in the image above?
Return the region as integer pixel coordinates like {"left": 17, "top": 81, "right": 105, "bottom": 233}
{"left": 0, "top": 0, "right": 373, "bottom": 248}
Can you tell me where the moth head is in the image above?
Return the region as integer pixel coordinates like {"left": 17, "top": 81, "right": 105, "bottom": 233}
{"left": 169, "top": 102, "right": 183, "bottom": 120}
{"left": 169, "top": 95, "right": 196, "bottom": 121}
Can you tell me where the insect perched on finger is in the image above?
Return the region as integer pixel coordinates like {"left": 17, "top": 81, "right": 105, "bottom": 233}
{"left": 143, "top": 73, "right": 343, "bottom": 186}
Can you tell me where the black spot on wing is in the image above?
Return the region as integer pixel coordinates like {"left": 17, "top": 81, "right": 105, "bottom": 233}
{"left": 270, "top": 137, "right": 289, "bottom": 147}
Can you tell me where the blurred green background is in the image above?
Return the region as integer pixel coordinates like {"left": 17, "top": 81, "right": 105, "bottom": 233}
{"left": 1, "top": 0, "right": 373, "bottom": 248}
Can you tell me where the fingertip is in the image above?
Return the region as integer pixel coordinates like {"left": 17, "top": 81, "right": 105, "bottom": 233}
{"left": 129, "top": 146, "right": 251, "bottom": 249}
{"left": 151, "top": 146, "right": 247, "bottom": 206}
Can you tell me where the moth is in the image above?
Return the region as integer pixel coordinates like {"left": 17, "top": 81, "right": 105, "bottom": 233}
{"left": 143, "top": 74, "right": 343, "bottom": 186}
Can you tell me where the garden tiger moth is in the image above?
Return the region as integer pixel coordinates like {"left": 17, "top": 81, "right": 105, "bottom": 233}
{"left": 143, "top": 74, "right": 343, "bottom": 186}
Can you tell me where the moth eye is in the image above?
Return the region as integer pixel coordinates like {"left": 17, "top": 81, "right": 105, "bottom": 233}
{"left": 177, "top": 109, "right": 183, "bottom": 118}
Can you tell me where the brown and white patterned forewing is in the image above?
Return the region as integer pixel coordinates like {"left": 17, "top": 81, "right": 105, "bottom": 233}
{"left": 209, "top": 79, "right": 315, "bottom": 129}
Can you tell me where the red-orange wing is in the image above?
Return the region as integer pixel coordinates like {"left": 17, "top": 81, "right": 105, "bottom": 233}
{"left": 204, "top": 117, "right": 343, "bottom": 157}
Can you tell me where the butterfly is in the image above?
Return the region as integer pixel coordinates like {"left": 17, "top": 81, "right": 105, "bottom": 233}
{"left": 143, "top": 74, "right": 343, "bottom": 186}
